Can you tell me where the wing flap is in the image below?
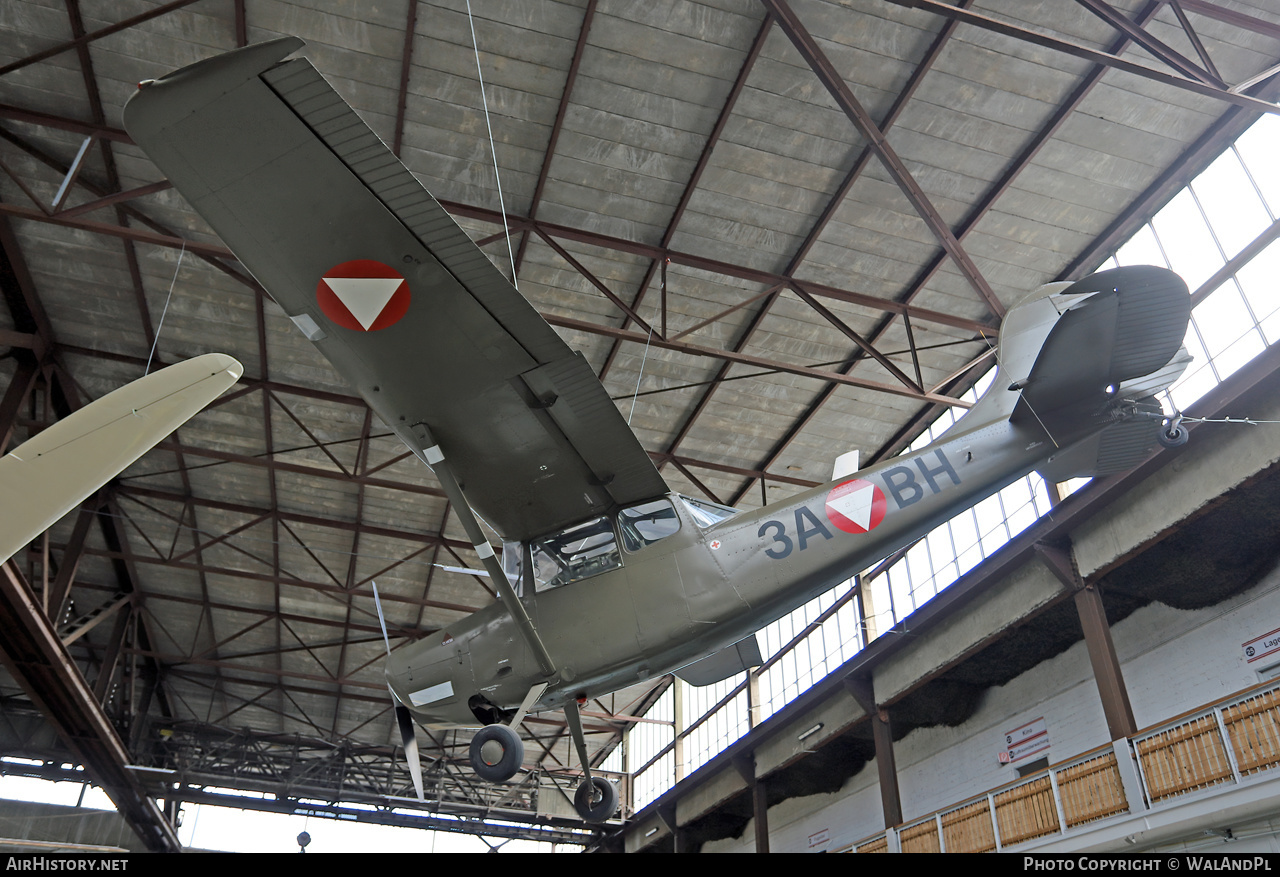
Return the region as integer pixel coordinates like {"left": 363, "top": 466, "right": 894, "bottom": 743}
{"left": 125, "top": 40, "right": 668, "bottom": 541}
{"left": 519, "top": 356, "right": 668, "bottom": 502}
{"left": 674, "top": 635, "right": 764, "bottom": 687}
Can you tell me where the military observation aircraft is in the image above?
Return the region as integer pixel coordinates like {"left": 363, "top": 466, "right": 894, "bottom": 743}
{"left": 124, "top": 38, "right": 1193, "bottom": 822}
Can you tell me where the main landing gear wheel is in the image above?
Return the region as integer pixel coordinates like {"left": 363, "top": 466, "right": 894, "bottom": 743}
{"left": 469, "top": 723, "right": 524, "bottom": 782}
{"left": 574, "top": 776, "right": 618, "bottom": 823}
{"left": 1158, "top": 418, "right": 1189, "bottom": 449}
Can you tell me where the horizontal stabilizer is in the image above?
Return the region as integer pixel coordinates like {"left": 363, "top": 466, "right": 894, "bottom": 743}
{"left": 1038, "top": 398, "right": 1164, "bottom": 482}
{"left": 675, "top": 634, "right": 763, "bottom": 686}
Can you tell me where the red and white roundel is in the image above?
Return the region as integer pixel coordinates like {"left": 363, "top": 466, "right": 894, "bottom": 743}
{"left": 316, "top": 259, "right": 411, "bottom": 332}
{"left": 824, "top": 479, "right": 886, "bottom": 534}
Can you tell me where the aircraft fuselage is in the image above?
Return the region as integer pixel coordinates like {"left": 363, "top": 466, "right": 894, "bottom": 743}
{"left": 387, "top": 411, "right": 1068, "bottom": 726}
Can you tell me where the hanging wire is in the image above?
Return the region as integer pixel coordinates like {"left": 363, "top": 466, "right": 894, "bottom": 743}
{"left": 628, "top": 326, "right": 654, "bottom": 425}
{"left": 145, "top": 242, "right": 185, "bottom": 375}
{"left": 464, "top": 0, "right": 519, "bottom": 289}
{"left": 977, "top": 326, "right": 1061, "bottom": 450}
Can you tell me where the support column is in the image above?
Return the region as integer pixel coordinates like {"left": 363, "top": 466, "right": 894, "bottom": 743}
{"left": 732, "top": 753, "right": 769, "bottom": 853}
{"left": 853, "top": 574, "right": 870, "bottom": 648}
{"left": 846, "top": 675, "right": 902, "bottom": 828}
{"left": 747, "top": 671, "right": 761, "bottom": 728}
{"left": 1035, "top": 541, "right": 1136, "bottom": 740}
{"left": 47, "top": 496, "right": 99, "bottom": 621}
{"left": 672, "top": 676, "right": 685, "bottom": 782}
{"left": 92, "top": 604, "right": 131, "bottom": 705}
{"left": 1075, "top": 583, "right": 1137, "bottom": 739}
{"left": 657, "top": 802, "right": 682, "bottom": 853}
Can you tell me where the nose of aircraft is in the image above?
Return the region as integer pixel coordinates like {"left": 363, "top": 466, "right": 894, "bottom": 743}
{"left": 385, "top": 631, "right": 477, "bottom": 726}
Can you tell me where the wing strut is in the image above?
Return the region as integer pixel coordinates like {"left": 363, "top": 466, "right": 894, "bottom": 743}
{"left": 409, "top": 423, "right": 557, "bottom": 677}
{"left": 564, "top": 697, "right": 593, "bottom": 788}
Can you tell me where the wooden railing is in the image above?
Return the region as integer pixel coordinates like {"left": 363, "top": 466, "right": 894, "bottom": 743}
{"left": 1056, "top": 749, "right": 1128, "bottom": 826}
{"left": 841, "top": 679, "right": 1280, "bottom": 852}
{"left": 941, "top": 798, "right": 996, "bottom": 853}
{"left": 1223, "top": 686, "right": 1280, "bottom": 776}
{"left": 1134, "top": 714, "right": 1233, "bottom": 801}
{"left": 994, "top": 774, "right": 1059, "bottom": 846}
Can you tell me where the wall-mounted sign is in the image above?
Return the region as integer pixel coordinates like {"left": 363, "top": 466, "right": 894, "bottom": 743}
{"left": 1243, "top": 627, "right": 1280, "bottom": 665}
{"left": 1001, "top": 716, "right": 1049, "bottom": 764}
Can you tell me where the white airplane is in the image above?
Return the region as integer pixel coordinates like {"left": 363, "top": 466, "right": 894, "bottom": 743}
{"left": 0, "top": 353, "right": 243, "bottom": 564}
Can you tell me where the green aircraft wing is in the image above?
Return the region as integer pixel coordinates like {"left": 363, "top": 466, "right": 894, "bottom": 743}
{"left": 124, "top": 38, "right": 669, "bottom": 542}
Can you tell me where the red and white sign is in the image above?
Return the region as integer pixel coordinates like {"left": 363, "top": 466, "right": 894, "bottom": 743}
{"left": 1243, "top": 626, "right": 1280, "bottom": 664}
{"left": 1002, "top": 716, "right": 1049, "bottom": 764}
{"left": 316, "top": 259, "right": 411, "bottom": 332}
{"left": 824, "top": 478, "right": 886, "bottom": 534}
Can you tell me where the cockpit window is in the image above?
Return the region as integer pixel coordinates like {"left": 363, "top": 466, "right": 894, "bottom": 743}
{"left": 680, "top": 495, "right": 740, "bottom": 528}
{"left": 618, "top": 498, "right": 680, "bottom": 552}
{"left": 501, "top": 541, "right": 523, "bottom": 592}
{"left": 527, "top": 516, "right": 621, "bottom": 591}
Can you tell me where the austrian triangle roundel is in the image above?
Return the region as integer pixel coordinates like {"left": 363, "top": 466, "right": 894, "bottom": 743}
{"left": 824, "top": 478, "right": 886, "bottom": 534}
{"left": 316, "top": 259, "right": 411, "bottom": 332}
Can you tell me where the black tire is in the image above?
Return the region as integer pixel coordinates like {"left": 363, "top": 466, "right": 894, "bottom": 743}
{"left": 469, "top": 724, "right": 524, "bottom": 783}
{"left": 1158, "top": 424, "right": 1189, "bottom": 449}
{"left": 574, "top": 776, "right": 618, "bottom": 823}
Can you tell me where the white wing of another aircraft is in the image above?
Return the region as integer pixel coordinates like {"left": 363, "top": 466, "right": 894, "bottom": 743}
{"left": 0, "top": 353, "right": 243, "bottom": 564}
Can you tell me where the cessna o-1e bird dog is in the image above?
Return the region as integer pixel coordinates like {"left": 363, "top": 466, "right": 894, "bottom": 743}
{"left": 124, "top": 38, "right": 1194, "bottom": 822}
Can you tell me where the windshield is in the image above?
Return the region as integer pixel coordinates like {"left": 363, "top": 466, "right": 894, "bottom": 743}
{"left": 618, "top": 498, "right": 680, "bottom": 552}
{"left": 679, "top": 495, "right": 740, "bottom": 528}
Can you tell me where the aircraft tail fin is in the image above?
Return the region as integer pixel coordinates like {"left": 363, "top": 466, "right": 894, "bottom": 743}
{"left": 948, "top": 266, "right": 1191, "bottom": 478}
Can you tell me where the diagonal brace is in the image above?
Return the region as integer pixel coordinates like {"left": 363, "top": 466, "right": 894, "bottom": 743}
{"left": 762, "top": 0, "right": 1004, "bottom": 319}
{"left": 407, "top": 422, "right": 556, "bottom": 678}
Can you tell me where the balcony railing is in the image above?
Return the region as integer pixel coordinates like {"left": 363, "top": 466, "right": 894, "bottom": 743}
{"left": 842, "top": 678, "right": 1280, "bottom": 852}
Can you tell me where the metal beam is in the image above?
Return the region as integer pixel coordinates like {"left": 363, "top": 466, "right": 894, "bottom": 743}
{"left": 0, "top": 103, "right": 131, "bottom": 142}
{"left": 0, "top": 562, "right": 180, "bottom": 851}
{"left": 1074, "top": 0, "right": 1223, "bottom": 87}
{"left": 1170, "top": 0, "right": 1280, "bottom": 42}
{"left": 440, "top": 201, "right": 994, "bottom": 336}
{"left": 762, "top": 0, "right": 1004, "bottom": 320}
{"left": 46, "top": 497, "right": 98, "bottom": 622}
{"left": 0, "top": 0, "right": 203, "bottom": 77}
{"left": 545, "top": 313, "right": 970, "bottom": 407}
{"left": 392, "top": 0, "right": 418, "bottom": 158}
{"left": 513, "top": 0, "right": 597, "bottom": 274}
{"left": 596, "top": 11, "right": 773, "bottom": 382}
{"left": 729, "top": 0, "right": 1170, "bottom": 498}
{"left": 889, "top": 0, "right": 1280, "bottom": 116}
{"left": 697, "top": 3, "right": 979, "bottom": 505}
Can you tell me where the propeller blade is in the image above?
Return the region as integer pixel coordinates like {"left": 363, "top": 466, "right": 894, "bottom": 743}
{"left": 372, "top": 580, "right": 392, "bottom": 655}
{"left": 396, "top": 703, "right": 425, "bottom": 801}
{"left": 373, "top": 580, "right": 425, "bottom": 801}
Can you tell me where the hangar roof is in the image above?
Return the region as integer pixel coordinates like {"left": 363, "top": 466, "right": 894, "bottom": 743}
{"left": 0, "top": 0, "right": 1278, "bottom": 847}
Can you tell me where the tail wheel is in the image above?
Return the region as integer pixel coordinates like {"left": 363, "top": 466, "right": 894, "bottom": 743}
{"left": 469, "top": 723, "right": 524, "bottom": 782}
{"left": 573, "top": 776, "right": 618, "bottom": 823}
